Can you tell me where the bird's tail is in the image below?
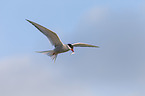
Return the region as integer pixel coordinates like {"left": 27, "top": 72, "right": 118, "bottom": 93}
{"left": 36, "top": 50, "right": 57, "bottom": 62}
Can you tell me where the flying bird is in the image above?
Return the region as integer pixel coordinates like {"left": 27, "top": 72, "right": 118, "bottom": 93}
{"left": 26, "top": 19, "right": 99, "bottom": 61}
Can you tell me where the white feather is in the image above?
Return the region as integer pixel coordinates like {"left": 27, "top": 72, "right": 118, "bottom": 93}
{"left": 26, "top": 19, "right": 63, "bottom": 47}
{"left": 72, "top": 43, "right": 99, "bottom": 48}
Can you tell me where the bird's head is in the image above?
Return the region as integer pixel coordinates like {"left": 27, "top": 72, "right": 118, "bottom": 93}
{"left": 67, "top": 44, "right": 74, "bottom": 53}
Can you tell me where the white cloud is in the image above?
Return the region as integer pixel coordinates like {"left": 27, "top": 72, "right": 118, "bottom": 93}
{"left": 0, "top": 55, "right": 94, "bottom": 96}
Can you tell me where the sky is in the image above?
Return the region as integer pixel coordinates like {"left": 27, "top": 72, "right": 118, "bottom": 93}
{"left": 0, "top": 0, "right": 145, "bottom": 96}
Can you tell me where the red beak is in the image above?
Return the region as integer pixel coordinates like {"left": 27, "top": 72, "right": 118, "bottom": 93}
{"left": 71, "top": 48, "right": 74, "bottom": 52}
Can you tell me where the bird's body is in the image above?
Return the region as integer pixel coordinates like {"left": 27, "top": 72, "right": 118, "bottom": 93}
{"left": 54, "top": 44, "right": 70, "bottom": 53}
{"left": 26, "top": 19, "right": 99, "bottom": 61}
{"left": 36, "top": 44, "right": 70, "bottom": 61}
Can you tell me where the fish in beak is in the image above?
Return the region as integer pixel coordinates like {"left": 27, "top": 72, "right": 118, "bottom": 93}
{"left": 71, "top": 48, "right": 75, "bottom": 55}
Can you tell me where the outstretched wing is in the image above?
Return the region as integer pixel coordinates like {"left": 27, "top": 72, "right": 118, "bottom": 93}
{"left": 72, "top": 43, "right": 99, "bottom": 48}
{"left": 26, "top": 19, "right": 63, "bottom": 47}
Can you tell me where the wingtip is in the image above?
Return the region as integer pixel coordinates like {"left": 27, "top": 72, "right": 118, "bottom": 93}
{"left": 95, "top": 46, "right": 100, "bottom": 48}
{"left": 26, "top": 19, "right": 36, "bottom": 25}
{"left": 25, "top": 19, "right": 28, "bottom": 21}
{"left": 26, "top": 19, "right": 31, "bottom": 22}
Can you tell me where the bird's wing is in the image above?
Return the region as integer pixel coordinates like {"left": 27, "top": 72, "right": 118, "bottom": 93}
{"left": 72, "top": 43, "right": 99, "bottom": 48}
{"left": 26, "top": 19, "right": 63, "bottom": 47}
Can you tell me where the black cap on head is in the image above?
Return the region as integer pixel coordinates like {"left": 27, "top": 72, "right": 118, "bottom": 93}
{"left": 67, "top": 44, "right": 73, "bottom": 49}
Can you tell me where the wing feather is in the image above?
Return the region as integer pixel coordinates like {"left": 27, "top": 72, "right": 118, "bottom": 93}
{"left": 72, "top": 43, "right": 99, "bottom": 48}
{"left": 26, "top": 19, "right": 63, "bottom": 47}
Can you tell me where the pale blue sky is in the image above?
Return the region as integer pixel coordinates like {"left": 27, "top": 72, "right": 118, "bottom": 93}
{"left": 0, "top": 0, "right": 145, "bottom": 96}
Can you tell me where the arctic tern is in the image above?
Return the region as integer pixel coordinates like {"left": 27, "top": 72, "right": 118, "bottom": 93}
{"left": 26, "top": 19, "right": 99, "bottom": 61}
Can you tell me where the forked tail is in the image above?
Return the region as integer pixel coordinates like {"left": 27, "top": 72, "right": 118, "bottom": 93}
{"left": 36, "top": 50, "right": 57, "bottom": 62}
